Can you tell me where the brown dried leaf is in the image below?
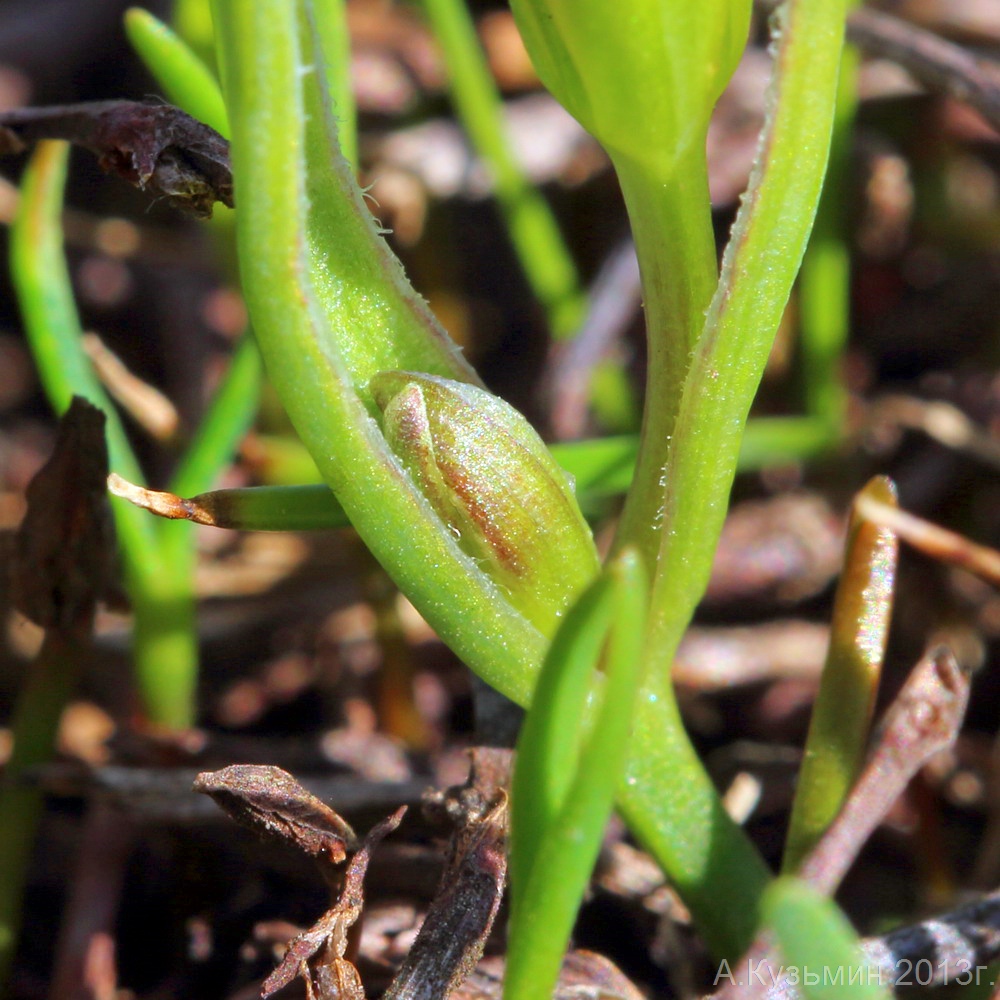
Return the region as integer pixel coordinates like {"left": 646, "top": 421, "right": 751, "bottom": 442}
{"left": 0, "top": 101, "right": 232, "bottom": 218}
{"left": 12, "top": 396, "right": 113, "bottom": 633}
{"left": 193, "top": 765, "right": 358, "bottom": 865}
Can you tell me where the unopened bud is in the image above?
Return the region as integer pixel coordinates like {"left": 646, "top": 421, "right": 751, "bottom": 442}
{"left": 370, "top": 371, "right": 600, "bottom": 637}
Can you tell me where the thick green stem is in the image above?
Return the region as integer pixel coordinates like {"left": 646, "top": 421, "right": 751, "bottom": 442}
{"left": 619, "top": 675, "right": 771, "bottom": 958}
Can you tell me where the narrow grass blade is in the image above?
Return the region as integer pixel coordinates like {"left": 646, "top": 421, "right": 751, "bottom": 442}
{"left": 124, "top": 7, "right": 229, "bottom": 134}
{"left": 508, "top": 575, "right": 615, "bottom": 892}
{"left": 800, "top": 41, "right": 859, "bottom": 431}
{"left": 168, "top": 334, "right": 262, "bottom": 498}
{"left": 11, "top": 141, "right": 201, "bottom": 728}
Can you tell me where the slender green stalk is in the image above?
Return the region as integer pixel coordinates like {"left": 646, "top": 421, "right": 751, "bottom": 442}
{"left": 171, "top": 0, "right": 216, "bottom": 67}
{"left": 10, "top": 142, "right": 201, "bottom": 728}
{"left": 800, "top": 41, "right": 859, "bottom": 429}
{"left": 168, "top": 334, "right": 262, "bottom": 498}
{"left": 193, "top": 418, "right": 840, "bottom": 529}
{"left": 421, "top": 0, "right": 584, "bottom": 337}
{"left": 619, "top": 679, "right": 771, "bottom": 957}
{"left": 782, "top": 477, "right": 897, "bottom": 872}
{"left": 610, "top": 144, "right": 719, "bottom": 566}
{"left": 738, "top": 417, "right": 838, "bottom": 470}
{"left": 307, "top": 0, "right": 357, "bottom": 167}
{"left": 12, "top": 143, "right": 151, "bottom": 544}
{"left": 14, "top": 145, "right": 197, "bottom": 727}
{"left": 640, "top": 0, "right": 853, "bottom": 681}
{"left": 506, "top": 552, "right": 646, "bottom": 1000}
{"left": 124, "top": 8, "right": 268, "bottom": 509}
{"left": 114, "top": 409, "right": 838, "bottom": 534}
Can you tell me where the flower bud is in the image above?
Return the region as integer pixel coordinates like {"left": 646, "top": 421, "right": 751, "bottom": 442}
{"left": 370, "top": 371, "right": 600, "bottom": 637}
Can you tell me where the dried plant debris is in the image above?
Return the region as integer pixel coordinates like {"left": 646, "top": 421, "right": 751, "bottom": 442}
{"left": 454, "top": 951, "right": 646, "bottom": 1000}
{"left": 384, "top": 749, "right": 511, "bottom": 1000}
{"left": 798, "top": 645, "right": 971, "bottom": 895}
{"left": 194, "top": 754, "right": 645, "bottom": 1000}
{"left": 194, "top": 764, "right": 404, "bottom": 999}
{"left": 261, "top": 808, "right": 406, "bottom": 1000}
{"left": 11, "top": 396, "right": 113, "bottom": 633}
{"left": 0, "top": 101, "right": 232, "bottom": 217}
{"left": 712, "top": 647, "right": 975, "bottom": 1000}
{"left": 194, "top": 765, "right": 358, "bottom": 867}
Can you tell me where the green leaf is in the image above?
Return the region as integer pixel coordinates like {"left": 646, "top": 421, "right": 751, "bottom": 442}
{"left": 763, "top": 877, "right": 890, "bottom": 1000}
{"left": 506, "top": 551, "right": 647, "bottom": 1000}
{"left": 12, "top": 142, "right": 198, "bottom": 728}
{"left": 420, "top": 0, "right": 583, "bottom": 337}
{"left": 211, "top": 0, "right": 553, "bottom": 705}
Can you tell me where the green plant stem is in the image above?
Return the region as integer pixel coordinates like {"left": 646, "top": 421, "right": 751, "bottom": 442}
{"left": 763, "top": 877, "right": 890, "bottom": 1000}
{"left": 421, "top": 0, "right": 584, "bottom": 337}
{"left": 507, "top": 551, "right": 647, "bottom": 1000}
{"left": 641, "top": 0, "right": 853, "bottom": 682}
{"left": 620, "top": 676, "right": 771, "bottom": 958}
{"left": 169, "top": 333, "right": 262, "bottom": 498}
{"left": 13, "top": 144, "right": 151, "bottom": 548}
{"left": 171, "top": 0, "right": 217, "bottom": 67}
{"left": 0, "top": 634, "right": 79, "bottom": 991}
{"left": 128, "top": 533, "right": 199, "bottom": 727}
{"left": 611, "top": 145, "right": 718, "bottom": 570}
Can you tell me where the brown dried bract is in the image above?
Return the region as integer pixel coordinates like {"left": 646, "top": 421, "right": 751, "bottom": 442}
{"left": 11, "top": 396, "right": 113, "bottom": 634}
{"left": 193, "top": 765, "right": 358, "bottom": 866}
{"left": 261, "top": 807, "right": 406, "bottom": 1000}
{"left": 0, "top": 101, "right": 232, "bottom": 217}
